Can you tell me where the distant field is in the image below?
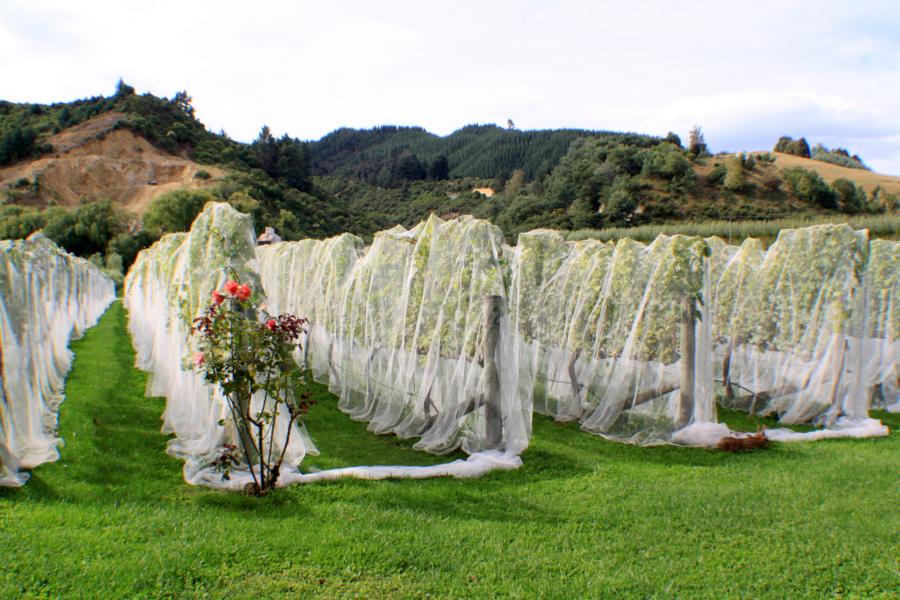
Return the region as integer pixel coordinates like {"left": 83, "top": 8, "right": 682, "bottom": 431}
{"left": 568, "top": 213, "right": 900, "bottom": 245}
{"left": 766, "top": 151, "right": 900, "bottom": 195}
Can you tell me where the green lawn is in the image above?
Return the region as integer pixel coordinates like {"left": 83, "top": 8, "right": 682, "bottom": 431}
{"left": 1, "top": 301, "right": 898, "bottom": 599}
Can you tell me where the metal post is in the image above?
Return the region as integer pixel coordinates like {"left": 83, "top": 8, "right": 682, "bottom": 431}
{"left": 678, "top": 296, "right": 696, "bottom": 428}
{"left": 483, "top": 295, "right": 503, "bottom": 449}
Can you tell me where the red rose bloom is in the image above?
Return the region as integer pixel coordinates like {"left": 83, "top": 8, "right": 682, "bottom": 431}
{"left": 266, "top": 319, "right": 277, "bottom": 331}
{"left": 211, "top": 290, "right": 225, "bottom": 304}
{"left": 223, "top": 280, "right": 239, "bottom": 296}
{"left": 236, "top": 284, "right": 252, "bottom": 301}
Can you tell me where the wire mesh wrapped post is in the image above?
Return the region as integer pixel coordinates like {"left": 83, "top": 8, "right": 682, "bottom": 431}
{"left": 678, "top": 296, "right": 696, "bottom": 428}
{"left": 483, "top": 295, "right": 503, "bottom": 449}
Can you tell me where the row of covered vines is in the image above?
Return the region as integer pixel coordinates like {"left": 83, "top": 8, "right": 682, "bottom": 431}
{"left": 123, "top": 203, "right": 895, "bottom": 486}
{"left": 0, "top": 234, "right": 115, "bottom": 486}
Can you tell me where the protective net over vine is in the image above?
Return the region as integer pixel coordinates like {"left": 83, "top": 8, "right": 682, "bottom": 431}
{"left": 0, "top": 234, "right": 115, "bottom": 487}
{"left": 258, "top": 214, "right": 531, "bottom": 455}
{"left": 508, "top": 230, "right": 717, "bottom": 445}
{"left": 124, "top": 203, "right": 316, "bottom": 488}
{"left": 127, "top": 205, "right": 892, "bottom": 488}
{"left": 858, "top": 239, "right": 898, "bottom": 412}
{"left": 708, "top": 224, "right": 895, "bottom": 428}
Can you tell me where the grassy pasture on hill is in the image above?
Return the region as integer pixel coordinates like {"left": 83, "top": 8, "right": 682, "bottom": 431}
{"left": 1, "top": 302, "right": 897, "bottom": 598}
{"left": 568, "top": 212, "right": 900, "bottom": 245}
{"left": 766, "top": 151, "right": 900, "bottom": 196}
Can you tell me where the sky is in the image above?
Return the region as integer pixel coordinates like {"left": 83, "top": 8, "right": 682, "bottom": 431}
{"left": 2, "top": 0, "right": 900, "bottom": 174}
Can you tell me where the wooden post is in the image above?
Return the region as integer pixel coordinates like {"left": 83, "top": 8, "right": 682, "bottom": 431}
{"left": 567, "top": 348, "right": 582, "bottom": 411}
{"left": 722, "top": 340, "right": 734, "bottom": 401}
{"left": 825, "top": 329, "right": 846, "bottom": 425}
{"left": 678, "top": 296, "right": 696, "bottom": 428}
{"left": 327, "top": 338, "right": 340, "bottom": 387}
{"left": 302, "top": 326, "right": 311, "bottom": 371}
{"left": 364, "top": 346, "right": 380, "bottom": 405}
{"left": 483, "top": 295, "right": 503, "bottom": 449}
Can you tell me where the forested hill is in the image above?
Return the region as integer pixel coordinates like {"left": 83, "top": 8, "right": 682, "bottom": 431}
{"left": 308, "top": 125, "right": 643, "bottom": 182}
{"left": 1, "top": 83, "right": 897, "bottom": 280}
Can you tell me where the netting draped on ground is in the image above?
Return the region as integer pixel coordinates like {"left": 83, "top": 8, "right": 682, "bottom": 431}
{"left": 0, "top": 234, "right": 115, "bottom": 487}
{"left": 124, "top": 203, "right": 316, "bottom": 487}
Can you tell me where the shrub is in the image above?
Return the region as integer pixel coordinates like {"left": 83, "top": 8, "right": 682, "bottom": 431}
{"left": 811, "top": 144, "right": 869, "bottom": 170}
{"left": 602, "top": 176, "right": 639, "bottom": 221}
{"left": 194, "top": 169, "right": 211, "bottom": 180}
{"left": 723, "top": 156, "right": 745, "bottom": 191}
{"left": 107, "top": 230, "right": 159, "bottom": 270}
{"left": 774, "top": 136, "right": 811, "bottom": 158}
{"left": 43, "top": 201, "right": 124, "bottom": 256}
{"left": 192, "top": 278, "right": 315, "bottom": 495}
{"left": 869, "top": 186, "right": 896, "bottom": 213}
{"left": 143, "top": 189, "right": 214, "bottom": 234}
{"left": 0, "top": 205, "right": 46, "bottom": 239}
{"left": 0, "top": 127, "right": 39, "bottom": 165}
{"left": 782, "top": 167, "right": 837, "bottom": 208}
{"left": 663, "top": 132, "right": 682, "bottom": 148}
{"left": 707, "top": 164, "right": 727, "bottom": 185}
{"left": 641, "top": 143, "right": 693, "bottom": 180}
{"left": 831, "top": 178, "right": 867, "bottom": 213}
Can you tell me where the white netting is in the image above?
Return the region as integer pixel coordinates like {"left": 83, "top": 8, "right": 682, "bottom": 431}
{"left": 124, "top": 203, "right": 316, "bottom": 487}
{"left": 508, "top": 230, "right": 715, "bottom": 444}
{"left": 125, "top": 204, "right": 892, "bottom": 489}
{"left": 858, "top": 239, "right": 898, "bottom": 412}
{"left": 258, "top": 214, "right": 531, "bottom": 456}
{"left": 710, "top": 225, "right": 874, "bottom": 425}
{"left": 0, "top": 233, "right": 115, "bottom": 487}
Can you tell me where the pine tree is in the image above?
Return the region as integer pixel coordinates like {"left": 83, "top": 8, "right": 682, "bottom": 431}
{"left": 253, "top": 126, "right": 278, "bottom": 176}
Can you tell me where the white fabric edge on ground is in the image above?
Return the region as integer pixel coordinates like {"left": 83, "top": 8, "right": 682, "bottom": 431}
{"left": 670, "top": 421, "right": 734, "bottom": 447}
{"left": 185, "top": 450, "right": 523, "bottom": 491}
{"left": 671, "top": 417, "right": 890, "bottom": 447}
{"left": 764, "top": 417, "right": 890, "bottom": 442}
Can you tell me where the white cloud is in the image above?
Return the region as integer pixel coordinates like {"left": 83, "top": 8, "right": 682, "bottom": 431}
{"left": 1, "top": 0, "right": 898, "bottom": 173}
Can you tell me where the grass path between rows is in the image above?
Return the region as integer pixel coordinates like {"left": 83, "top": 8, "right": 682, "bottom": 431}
{"left": 1, "top": 301, "right": 898, "bottom": 598}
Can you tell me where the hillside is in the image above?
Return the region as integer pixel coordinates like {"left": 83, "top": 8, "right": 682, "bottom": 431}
{"left": 308, "top": 124, "right": 623, "bottom": 181}
{"left": 0, "top": 84, "right": 896, "bottom": 271}
{"left": 764, "top": 151, "right": 900, "bottom": 195}
{"left": 0, "top": 113, "right": 224, "bottom": 213}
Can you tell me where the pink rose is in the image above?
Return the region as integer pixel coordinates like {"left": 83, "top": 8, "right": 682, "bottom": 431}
{"left": 193, "top": 352, "right": 205, "bottom": 366}
{"left": 266, "top": 319, "right": 276, "bottom": 331}
{"left": 223, "top": 280, "right": 239, "bottom": 296}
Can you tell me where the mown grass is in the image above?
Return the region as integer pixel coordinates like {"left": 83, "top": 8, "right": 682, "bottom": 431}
{"left": 1, "top": 302, "right": 897, "bottom": 599}
{"left": 567, "top": 213, "right": 900, "bottom": 245}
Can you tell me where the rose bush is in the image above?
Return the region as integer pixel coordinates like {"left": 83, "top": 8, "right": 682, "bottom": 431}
{"left": 192, "top": 277, "right": 314, "bottom": 495}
